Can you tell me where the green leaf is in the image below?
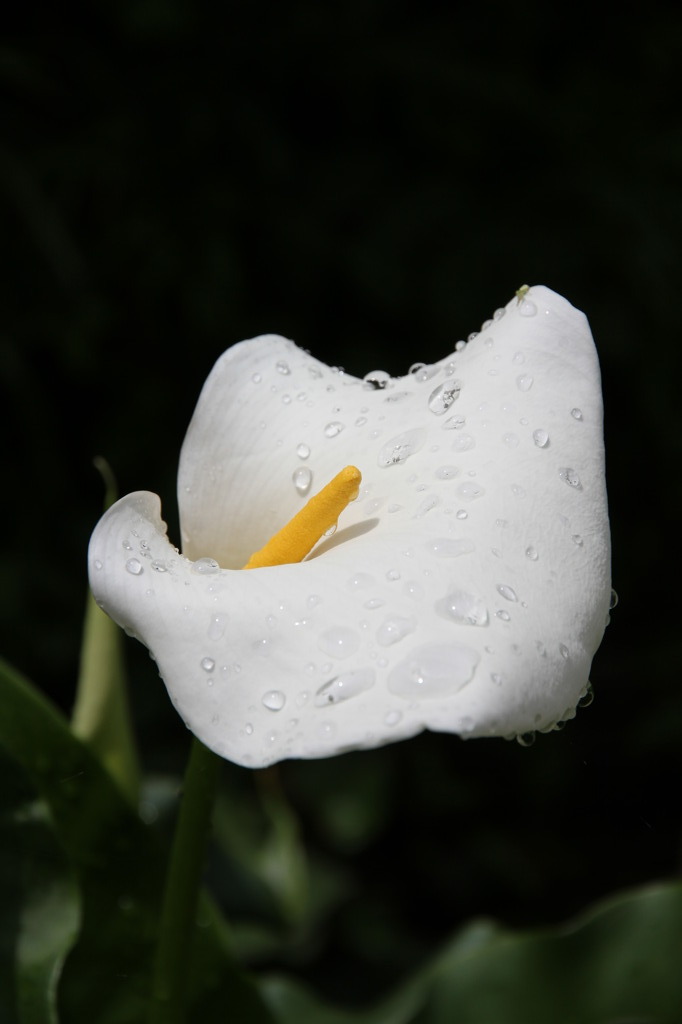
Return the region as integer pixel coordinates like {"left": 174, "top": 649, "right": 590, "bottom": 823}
{"left": 0, "top": 658, "right": 274, "bottom": 1024}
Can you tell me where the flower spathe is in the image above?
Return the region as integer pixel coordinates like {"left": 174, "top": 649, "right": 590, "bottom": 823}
{"left": 88, "top": 286, "right": 611, "bottom": 768}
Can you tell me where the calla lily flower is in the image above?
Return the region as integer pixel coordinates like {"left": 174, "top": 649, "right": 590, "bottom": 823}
{"left": 88, "top": 286, "right": 611, "bottom": 768}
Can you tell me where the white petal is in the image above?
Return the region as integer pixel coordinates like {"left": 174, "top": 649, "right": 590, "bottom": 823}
{"left": 90, "top": 286, "right": 611, "bottom": 767}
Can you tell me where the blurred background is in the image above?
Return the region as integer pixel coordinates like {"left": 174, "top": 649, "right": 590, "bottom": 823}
{"left": 2, "top": 0, "right": 681, "bottom": 1007}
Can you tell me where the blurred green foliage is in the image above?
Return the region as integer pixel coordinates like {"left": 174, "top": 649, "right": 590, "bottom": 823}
{"left": 1, "top": 0, "right": 682, "bottom": 1018}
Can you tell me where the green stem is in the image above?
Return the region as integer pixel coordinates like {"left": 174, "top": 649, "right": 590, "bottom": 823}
{"left": 149, "top": 738, "right": 220, "bottom": 1024}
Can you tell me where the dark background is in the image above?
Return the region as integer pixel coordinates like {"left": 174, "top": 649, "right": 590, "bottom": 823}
{"left": 2, "top": 0, "right": 681, "bottom": 1005}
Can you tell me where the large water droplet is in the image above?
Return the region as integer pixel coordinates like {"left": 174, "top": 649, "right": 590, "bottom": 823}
{"left": 388, "top": 643, "right": 479, "bottom": 699}
{"left": 201, "top": 657, "right": 215, "bottom": 673}
{"left": 533, "top": 428, "right": 549, "bottom": 448}
{"left": 378, "top": 427, "right": 427, "bottom": 468}
{"left": 497, "top": 584, "right": 518, "bottom": 602}
{"left": 559, "top": 467, "right": 583, "bottom": 490}
{"left": 293, "top": 466, "right": 312, "bottom": 495}
{"left": 525, "top": 546, "right": 539, "bottom": 561}
{"left": 324, "top": 421, "right": 345, "bottom": 438}
{"left": 192, "top": 557, "right": 221, "bottom": 575}
{"left": 126, "top": 558, "right": 143, "bottom": 575}
{"left": 609, "top": 589, "right": 619, "bottom": 610}
{"left": 516, "top": 374, "right": 534, "bottom": 392}
{"left": 314, "top": 667, "right": 376, "bottom": 706}
{"left": 428, "top": 380, "right": 462, "bottom": 415}
{"left": 516, "top": 731, "right": 536, "bottom": 746}
{"left": 571, "top": 407, "right": 583, "bottom": 421}
{"left": 262, "top": 690, "right": 286, "bottom": 711}
{"left": 518, "top": 299, "right": 537, "bottom": 317}
{"left": 319, "top": 627, "right": 361, "bottom": 659}
{"left": 376, "top": 616, "right": 416, "bottom": 647}
{"left": 578, "top": 682, "right": 594, "bottom": 708}
{"left": 438, "top": 590, "right": 488, "bottom": 626}
{"left": 296, "top": 443, "right": 311, "bottom": 459}
{"left": 428, "top": 537, "right": 475, "bottom": 558}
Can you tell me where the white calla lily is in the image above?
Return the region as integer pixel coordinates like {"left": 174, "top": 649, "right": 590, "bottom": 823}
{"left": 88, "top": 285, "right": 611, "bottom": 768}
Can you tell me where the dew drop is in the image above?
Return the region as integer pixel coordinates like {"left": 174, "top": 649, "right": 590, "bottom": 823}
{"left": 559, "top": 467, "right": 583, "bottom": 490}
{"left": 378, "top": 427, "right": 427, "bottom": 468}
{"left": 512, "top": 351, "right": 525, "bottom": 364}
{"left": 94, "top": 559, "right": 103, "bottom": 570}
{"left": 314, "top": 667, "right": 376, "bottom": 706}
{"left": 386, "top": 569, "right": 401, "bottom": 581}
{"left": 296, "top": 443, "right": 311, "bottom": 459}
{"left": 609, "top": 589, "right": 619, "bottom": 609}
{"left": 578, "top": 683, "right": 595, "bottom": 708}
{"left": 276, "top": 360, "right": 290, "bottom": 375}
{"left": 491, "top": 672, "right": 503, "bottom": 686}
{"left": 493, "top": 307, "right": 506, "bottom": 321}
{"left": 559, "top": 643, "right": 570, "bottom": 659}
{"left": 324, "top": 421, "right": 345, "bottom": 438}
{"left": 496, "top": 610, "right": 511, "bottom": 621}
{"left": 385, "top": 710, "right": 403, "bottom": 727}
{"left": 572, "top": 534, "right": 584, "bottom": 546}
{"left": 388, "top": 644, "right": 479, "bottom": 699}
{"left": 192, "top": 557, "right": 221, "bottom": 575}
{"left": 571, "top": 407, "right": 583, "bottom": 420}
{"left": 516, "top": 374, "right": 534, "bottom": 392}
{"left": 451, "top": 433, "right": 475, "bottom": 452}
{"left": 456, "top": 481, "right": 484, "bottom": 501}
{"left": 262, "top": 690, "right": 286, "bottom": 711}
{"left": 525, "top": 546, "right": 539, "bottom": 561}
{"left": 201, "top": 657, "right": 215, "bottom": 673}
{"left": 293, "top": 466, "right": 313, "bottom": 495}
{"left": 438, "top": 590, "right": 489, "bottom": 626}
{"left": 533, "top": 428, "right": 549, "bottom": 448}
{"left": 497, "top": 584, "right": 518, "bottom": 602}
{"left": 415, "top": 495, "right": 440, "bottom": 518}
{"left": 319, "top": 627, "right": 361, "bottom": 659}
{"left": 435, "top": 465, "right": 459, "bottom": 479}
{"left": 428, "top": 380, "right": 462, "bottom": 415}
{"left": 364, "top": 597, "right": 384, "bottom": 610}
{"left": 518, "top": 300, "right": 537, "bottom": 317}
{"left": 363, "top": 370, "right": 391, "bottom": 389}
{"left": 376, "top": 616, "right": 416, "bottom": 647}
{"left": 126, "top": 558, "right": 143, "bottom": 575}
{"left": 503, "top": 432, "right": 519, "bottom": 448}
{"left": 428, "top": 537, "right": 475, "bottom": 558}
{"left": 208, "top": 614, "right": 227, "bottom": 640}
{"left": 456, "top": 509, "right": 468, "bottom": 520}
{"left": 151, "top": 559, "right": 169, "bottom": 572}
{"left": 517, "top": 731, "right": 536, "bottom": 746}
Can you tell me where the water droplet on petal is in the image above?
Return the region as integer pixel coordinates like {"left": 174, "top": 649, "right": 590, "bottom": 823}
{"left": 428, "top": 380, "right": 462, "bottom": 415}
{"left": 451, "top": 433, "right": 475, "bottom": 452}
{"left": 443, "top": 414, "right": 466, "bottom": 431}
{"left": 457, "top": 481, "right": 484, "bottom": 501}
{"left": 428, "top": 537, "right": 475, "bottom": 558}
{"left": 559, "top": 643, "right": 570, "bottom": 659}
{"left": 525, "top": 546, "right": 539, "bottom": 561}
{"left": 609, "top": 589, "right": 619, "bottom": 609}
{"left": 385, "top": 710, "right": 402, "bottom": 727}
{"left": 385, "top": 569, "right": 401, "bottom": 581}
{"left": 571, "top": 407, "right": 583, "bottom": 420}
{"left": 293, "top": 466, "right": 313, "bottom": 495}
{"left": 376, "top": 616, "right": 416, "bottom": 646}
{"left": 319, "top": 627, "right": 361, "bottom": 659}
{"left": 201, "top": 657, "right": 215, "bottom": 672}
{"left": 533, "top": 429, "right": 549, "bottom": 448}
{"left": 496, "top": 610, "right": 511, "bottom": 621}
{"left": 388, "top": 643, "right": 479, "bottom": 699}
{"left": 363, "top": 370, "right": 391, "bottom": 389}
{"left": 208, "top": 614, "right": 227, "bottom": 640}
{"left": 193, "top": 557, "right": 221, "bottom": 575}
{"left": 503, "top": 432, "right": 519, "bottom": 448}
{"left": 262, "top": 690, "right": 286, "bottom": 711}
{"left": 497, "top": 584, "right": 518, "bottom": 602}
{"left": 518, "top": 300, "right": 537, "bottom": 317}
{"left": 559, "top": 467, "right": 583, "bottom": 490}
{"left": 438, "top": 590, "right": 489, "bottom": 626}
{"left": 314, "top": 667, "right": 376, "bottom": 706}
{"left": 578, "top": 682, "right": 595, "bottom": 708}
{"left": 126, "top": 558, "right": 143, "bottom": 575}
{"left": 324, "top": 421, "right": 345, "bottom": 438}
{"left": 516, "top": 374, "right": 534, "bottom": 392}
{"left": 296, "top": 443, "right": 311, "bottom": 459}
{"left": 493, "top": 307, "right": 506, "bottom": 321}
{"left": 94, "top": 559, "right": 103, "bottom": 570}
{"left": 517, "top": 731, "right": 536, "bottom": 746}
{"left": 435, "top": 465, "right": 459, "bottom": 479}
{"left": 378, "top": 427, "right": 427, "bottom": 467}
{"left": 276, "top": 360, "right": 290, "bottom": 375}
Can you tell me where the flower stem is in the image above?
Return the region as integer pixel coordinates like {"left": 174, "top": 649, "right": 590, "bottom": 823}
{"left": 149, "top": 737, "right": 220, "bottom": 1024}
